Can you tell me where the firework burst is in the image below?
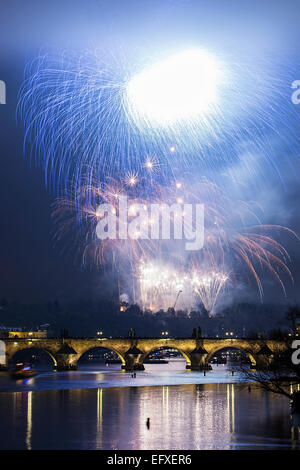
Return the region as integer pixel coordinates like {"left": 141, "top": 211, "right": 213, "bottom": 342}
{"left": 52, "top": 174, "right": 297, "bottom": 310}
{"left": 190, "top": 268, "right": 229, "bottom": 313}
{"left": 18, "top": 48, "right": 300, "bottom": 196}
{"left": 19, "top": 48, "right": 299, "bottom": 311}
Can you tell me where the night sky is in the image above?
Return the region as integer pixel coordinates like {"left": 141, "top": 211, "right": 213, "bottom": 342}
{"left": 1, "top": 0, "right": 300, "bottom": 305}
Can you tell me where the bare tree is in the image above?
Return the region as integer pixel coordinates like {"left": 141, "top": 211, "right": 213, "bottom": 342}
{"left": 241, "top": 345, "right": 300, "bottom": 413}
{"left": 286, "top": 305, "right": 300, "bottom": 334}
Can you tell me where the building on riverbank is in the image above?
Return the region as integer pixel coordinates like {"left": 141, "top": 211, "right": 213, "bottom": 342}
{"left": 0, "top": 326, "right": 48, "bottom": 339}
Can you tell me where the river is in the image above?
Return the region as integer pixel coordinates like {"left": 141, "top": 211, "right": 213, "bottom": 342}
{"left": 0, "top": 360, "right": 299, "bottom": 450}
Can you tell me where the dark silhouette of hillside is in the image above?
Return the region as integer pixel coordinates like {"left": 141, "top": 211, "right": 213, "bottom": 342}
{"left": 0, "top": 298, "right": 294, "bottom": 338}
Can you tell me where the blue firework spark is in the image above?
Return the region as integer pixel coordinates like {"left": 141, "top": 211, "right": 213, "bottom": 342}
{"left": 18, "top": 47, "right": 300, "bottom": 199}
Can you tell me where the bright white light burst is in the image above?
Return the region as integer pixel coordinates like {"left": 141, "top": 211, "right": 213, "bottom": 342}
{"left": 126, "top": 49, "right": 224, "bottom": 125}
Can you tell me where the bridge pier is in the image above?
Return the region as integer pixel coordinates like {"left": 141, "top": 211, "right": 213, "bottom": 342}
{"left": 54, "top": 356, "right": 77, "bottom": 371}
{"left": 124, "top": 345, "right": 145, "bottom": 371}
{"left": 189, "top": 345, "right": 212, "bottom": 371}
{"left": 1, "top": 338, "right": 286, "bottom": 374}
{"left": 1, "top": 359, "right": 8, "bottom": 371}
{"left": 254, "top": 344, "right": 274, "bottom": 370}
{"left": 54, "top": 343, "right": 78, "bottom": 371}
{"left": 254, "top": 356, "right": 273, "bottom": 370}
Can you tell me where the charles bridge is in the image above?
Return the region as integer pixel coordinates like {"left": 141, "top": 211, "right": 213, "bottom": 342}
{"left": 2, "top": 336, "right": 288, "bottom": 371}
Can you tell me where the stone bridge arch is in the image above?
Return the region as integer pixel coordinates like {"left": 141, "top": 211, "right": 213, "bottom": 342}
{"left": 1, "top": 337, "right": 288, "bottom": 371}
{"left": 141, "top": 345, "right": 191, "bottom": 368}
{"left": 76, "top": 345, "right": 126, "bottom": 368}
{"left": 206, "top": 346, "right": 257, "bottom": 367}
{"left": 7, "top": 346, "right": 58, "bottom": 369}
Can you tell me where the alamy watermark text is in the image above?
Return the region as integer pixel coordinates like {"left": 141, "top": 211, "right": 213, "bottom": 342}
{"left": 96, "top": 196, "right": 204, "bottom": 251}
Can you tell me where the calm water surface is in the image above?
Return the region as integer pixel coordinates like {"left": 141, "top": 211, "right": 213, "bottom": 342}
{"left": 0, "top": 360, "right": 299, "bottom": 450}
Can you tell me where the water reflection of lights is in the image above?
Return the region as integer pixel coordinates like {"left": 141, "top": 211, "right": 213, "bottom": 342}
{"left": 26, "top": 391, "right": 32, "bottom": 450}
{"left": 194, "top": 384, "right": 233, "bottom": 450}
{"left": 162, "top": 386, "right": 169, "bottom": 409}
{"left": 290, "top": 383, "right": 300, "bottom": 446}
{"left": 137, "top": 384, "right": 238, "bottom": 449}
{"left": 96, "top": 388, "right": 103, "bottom": 449}
{"left": 226, "top": 383, "right": 235, "bottom": 435}
{"left": 162, "top": 386, "right": 170, "bottom": 442}
{"left": 2, "top": 383, "right": 298, "bottom": 449}
{"left": 97, "top": 388, "right": 103, "bottom": 432}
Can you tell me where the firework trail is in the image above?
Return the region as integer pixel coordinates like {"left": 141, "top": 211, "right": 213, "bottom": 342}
{"left": 18, "top": 47, "right": 300, "bottom": 311}
{"left": 18, "top": 48, "right": 300, "bottom": 196}
{"left": 190, "top": 268, "right": 228, "bottom": 314}
{"left": 137, "top": 260, "right": 188, "bottom": 312}
{"left": 186, "top": 180, "right": 297, "bottom": 301}
{"left": 52, "top": 175, "right": 161, "bottom": 271}
{"left": 52, "top": 175, "right": 297, "bottom": 310}
{"left": 137, "top": 260, "right": 228, "bottom": 314}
